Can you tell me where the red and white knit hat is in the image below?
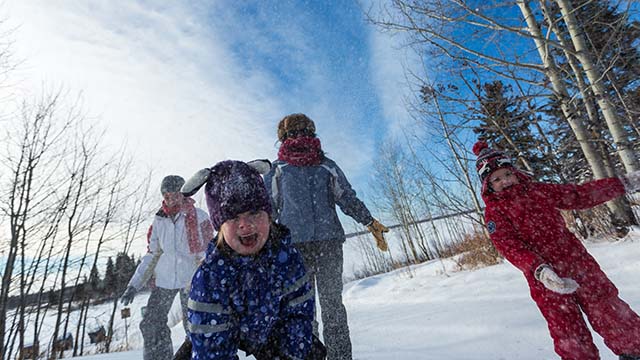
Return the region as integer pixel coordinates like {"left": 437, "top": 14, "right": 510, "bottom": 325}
{"left": 473, "top": 141, "right": 513, "bottom": 187}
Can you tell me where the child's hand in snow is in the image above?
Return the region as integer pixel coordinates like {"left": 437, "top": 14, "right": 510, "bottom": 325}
{"left": 535, "top": 264, "right": 579, "bottom": 295}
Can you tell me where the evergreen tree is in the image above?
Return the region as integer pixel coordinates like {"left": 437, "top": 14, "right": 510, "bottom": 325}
{"left": 471, "top": 80, "right": 551, "bottom": 180}
{"left": 47, "top": 288, "right": 57, "bottom": 307}
{"left": 543, "top": 102, "right": 590, "bottom": 182}
{"left": 75, "top": 276, "right": 87, "bottom": 299}
{"left": 103, "top": 257, "right": 116, "bottom": 297}
{"left": 114, "top": 252, "right": 136, "bottom": 295}
{"left": 88, "top": 262, "right": 101, "bottom": 294}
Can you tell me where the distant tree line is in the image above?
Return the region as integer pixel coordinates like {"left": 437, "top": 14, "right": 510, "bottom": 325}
{"left": 0, "top": 45, "right": 153, "bottom": 360}
{"left": 4, "top": 253, "right": 139, "bottom": 312}
{"left": 0, "top": 86, "right": 154, "bottom": 359}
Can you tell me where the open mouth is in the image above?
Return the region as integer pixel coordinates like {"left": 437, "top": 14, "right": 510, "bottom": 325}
{"left": 239, "top": 233, "right": 258, "bottom": 247}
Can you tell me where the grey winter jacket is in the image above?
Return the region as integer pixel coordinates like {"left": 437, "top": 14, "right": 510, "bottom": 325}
{"left": 264, "top": 157, "right": 373, "bottom": 244}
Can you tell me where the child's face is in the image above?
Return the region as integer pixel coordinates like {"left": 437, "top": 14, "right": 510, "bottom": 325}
{"left": 488, "top": 167, "right": 519, "bottom": 192}
{"left": 221, "top": 210, "right": 270, "bottom": 255}
{"left": 163, "top": 192, "right": 184, "bottom": 207}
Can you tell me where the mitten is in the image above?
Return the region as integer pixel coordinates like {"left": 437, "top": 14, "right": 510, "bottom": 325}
{"left": 120, "top": 286, "right": 137, "bottom": 306}
{"left": 534, "top": 264, "right": 579, "bottom": 295}
{"left": 366, "top": 219, "right": 389, "bottom": 252}
{"left": 622, "top": 170, "right": 640, "bottom": 193}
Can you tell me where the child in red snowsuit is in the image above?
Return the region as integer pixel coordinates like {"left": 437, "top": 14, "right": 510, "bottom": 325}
{"left": 473, "top": 140, "right": 640, "bottom": 360}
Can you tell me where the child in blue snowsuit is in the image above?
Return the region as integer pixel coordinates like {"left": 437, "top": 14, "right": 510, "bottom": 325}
{"left": 181, "top": 160, "right": 326, "bottom": 360}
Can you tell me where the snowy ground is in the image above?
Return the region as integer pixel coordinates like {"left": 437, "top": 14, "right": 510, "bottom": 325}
{"left": 28, "top": 229, "right": 640, "bottom": 359}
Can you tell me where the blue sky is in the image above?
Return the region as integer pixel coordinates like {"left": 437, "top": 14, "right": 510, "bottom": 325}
{"left": 2, "top": 0, "right": 416, "bottom": 207}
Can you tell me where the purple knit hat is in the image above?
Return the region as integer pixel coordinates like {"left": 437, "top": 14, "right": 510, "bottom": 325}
{"left": 204, "top": 160, "right": 272, "bottom": 230}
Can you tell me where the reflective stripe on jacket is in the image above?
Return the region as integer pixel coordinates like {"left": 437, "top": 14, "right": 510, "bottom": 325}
{"left": 188, "top": 224, "right": 314, "bottom": 360}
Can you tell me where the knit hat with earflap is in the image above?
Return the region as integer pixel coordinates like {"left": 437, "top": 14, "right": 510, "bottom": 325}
{"left": 204, "top": 160, "right": 272, "bottom": 230}
{"left": 473, "top": 141, "right": 513, "bottom": 192}
{"left": 160, "top": 175, "right": 185, "bottom": 194}
{"left": 277, "top": 113, "right": 316, "bottom": 142}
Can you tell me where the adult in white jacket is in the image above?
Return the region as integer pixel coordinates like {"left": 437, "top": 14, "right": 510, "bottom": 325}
{"left": 120, "top": 175, "right": 213, "bottom": 360}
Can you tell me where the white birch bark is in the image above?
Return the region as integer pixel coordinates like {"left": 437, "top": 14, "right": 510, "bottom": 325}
{"left": 539, "top": 0, "right": 616, "bottom": 177}
{"left": 517, "top": 0, "right": 609, "bottom": 178}
{"left": 554, "top": 0, "right": 640, "bottom": 172}
{"left": 518, "top": 0, "right": 631, "bottom": 223}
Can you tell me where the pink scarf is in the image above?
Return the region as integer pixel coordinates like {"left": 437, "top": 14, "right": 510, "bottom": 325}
{"left": 278, "top": 136, "right": 323, "bottom": 166}
{"left": 162, "top": 197, "right": 202, "bottom": 253}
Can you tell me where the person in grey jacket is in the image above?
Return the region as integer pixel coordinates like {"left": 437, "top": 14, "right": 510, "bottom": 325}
{"left": 119, "top": 175, "right": 213, "bottom": 360}
{"left": 264, "top": 113, "right": 389, "bottom": 360}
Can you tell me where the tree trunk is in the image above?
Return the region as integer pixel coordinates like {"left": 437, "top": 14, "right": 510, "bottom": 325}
{"left": 518, "top": 0, "right": 631, "bottom": 224}
{"left": 517, "top": 0, "right": 606, "bottom": 177}
{"left": 554, "top": 0, "right": 640, "bottom": 173}
{"left": 540, "top": 0, "right": 616, "bottom": 178}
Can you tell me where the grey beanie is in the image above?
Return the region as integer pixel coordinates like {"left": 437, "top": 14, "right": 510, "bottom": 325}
{"left": 160, "top": 175, "right": 185, "bottom": 194}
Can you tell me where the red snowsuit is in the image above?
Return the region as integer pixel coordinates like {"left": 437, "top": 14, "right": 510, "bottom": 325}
{"left": 483, "top": 172, "right": 640, "bottom": 360}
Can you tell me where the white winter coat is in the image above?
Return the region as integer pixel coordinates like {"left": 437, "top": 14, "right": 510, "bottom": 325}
{"left": 128, "top": 207, "right": 213, "bottom": 290}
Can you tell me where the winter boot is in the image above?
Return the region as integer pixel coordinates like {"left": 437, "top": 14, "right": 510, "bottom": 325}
{"left": 620, "top": 355, "right": 640, "bottom": 360}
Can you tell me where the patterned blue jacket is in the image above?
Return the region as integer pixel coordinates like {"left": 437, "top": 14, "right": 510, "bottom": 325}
{"left": 188, "top": 224, "right": 314, "bottom": 360}
{"left": 264, "top": 157, "right": 373, "bottom": 244}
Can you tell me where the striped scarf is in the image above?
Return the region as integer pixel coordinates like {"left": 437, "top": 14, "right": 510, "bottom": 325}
{"left": 161, "top": 197, "right": 203, "bottom": 253}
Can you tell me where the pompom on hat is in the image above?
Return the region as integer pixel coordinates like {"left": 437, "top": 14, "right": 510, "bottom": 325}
{"left": 181, "top": 160, "right": 272, "bottom": 230}
{"left": 473, "top": 140, "right": 513, "bottom": 191}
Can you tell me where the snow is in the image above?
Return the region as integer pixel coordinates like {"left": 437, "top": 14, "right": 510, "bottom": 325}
{"left": 27, "top": 230, "right": 640, "bottom": 359}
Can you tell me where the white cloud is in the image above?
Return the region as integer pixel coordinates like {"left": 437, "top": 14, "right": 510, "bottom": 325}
{"left": 2, "top": 1, "right": 285, "bottom": 189}
{"left": 362, "top": 0, "right": 430, "bottom": 142}
{"left": 368, "top": 29, "right": 416, "bottom": 139}
{"left": 0, "top": 0, "right": 410, "bottom": 268}
{"left": 1, "top": 0, "right": 385, "bottom": 196}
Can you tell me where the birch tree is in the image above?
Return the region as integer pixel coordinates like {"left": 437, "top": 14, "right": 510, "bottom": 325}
{"left": 553, "top": 0, "right": 639, "bottom": 172}
{"left": 368, "top": 0, "right": 638, "bottom": 224}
